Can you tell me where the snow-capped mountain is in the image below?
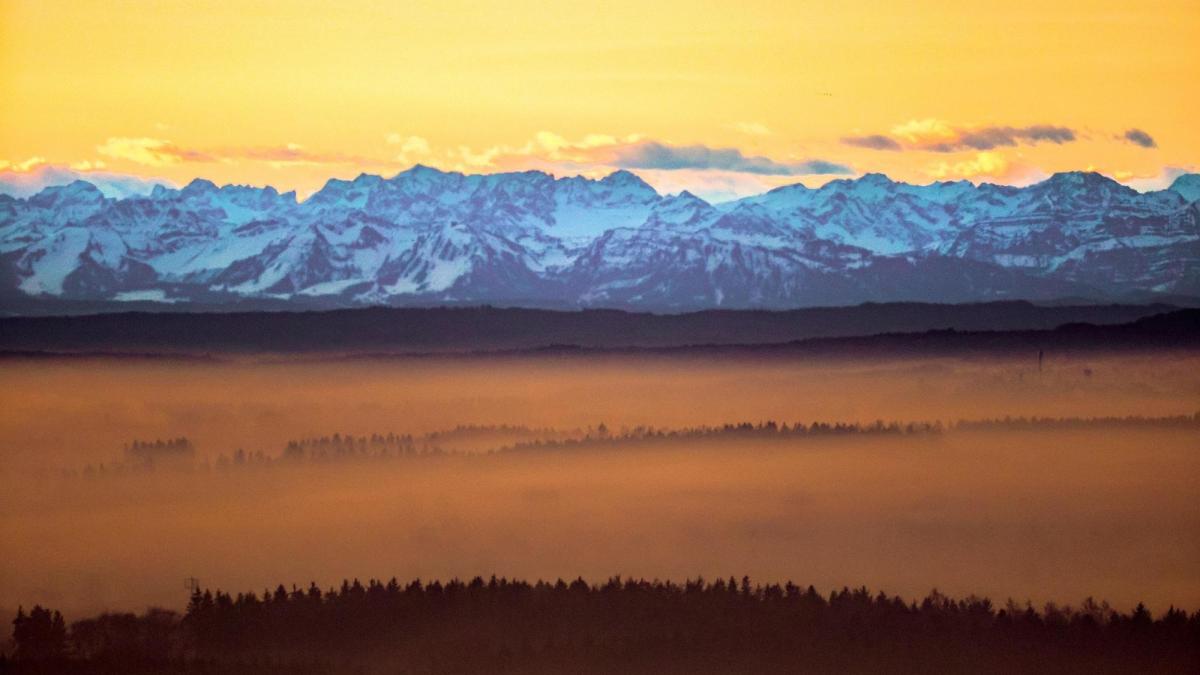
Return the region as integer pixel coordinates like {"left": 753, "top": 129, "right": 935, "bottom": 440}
{"left": 1170, "top": 173, "right": 1200, "bottom": 204}
{"left": 1, "top": 167, "right": 1197, "bottom": 311}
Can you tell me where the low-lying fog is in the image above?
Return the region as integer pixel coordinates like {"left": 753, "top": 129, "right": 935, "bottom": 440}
{"left": 1, "top": 352, "right": 1198, "bottom": 618}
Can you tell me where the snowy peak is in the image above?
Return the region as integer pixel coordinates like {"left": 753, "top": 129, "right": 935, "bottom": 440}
{"left": 180, "top": 178, "right": 219, "bottom": 197}
{"left": 1169, "top": 173, "right": 1200, "bottom": 203}
{"left": 23, "top": 181, "right": 109, "bottom": 227}
{"left": 823, "top": 172, "right": 897, "bottom": 200}
{"left": 1, "top": 169, "right": 1197, "bottom": 309}
{"left": 1031, "top": 171, "right": 1132, "bottom": 199}
{"left": 598, "top": 169, "right": 658, "bottom": 200}
{"left": 28, "top": 180, "right": 106, "bottom": 210}
{"left": 644, "top": 191, "right": 716, "bottom": 228}
{"left": 308, "top": 173, "right": 386, "bottom": 209}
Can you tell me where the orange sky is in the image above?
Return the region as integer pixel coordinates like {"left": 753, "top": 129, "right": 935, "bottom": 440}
{"left": 1, "top": 0, "right": 1197, "bottom": 200}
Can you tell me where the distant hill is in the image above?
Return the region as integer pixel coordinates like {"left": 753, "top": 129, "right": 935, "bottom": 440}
{"left": 0, "top": 301, "right": 1191, "bottom": 356}
{"left": 657, "top": 308, "right": 1200, "bottom": 359}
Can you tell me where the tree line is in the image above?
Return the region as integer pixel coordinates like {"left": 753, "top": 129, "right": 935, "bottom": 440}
{"left": 52, "top": 413, "right": 1200, "bottom": 479}
{"left": 955, "top": 413, "right": 1200, "bottom": 431}
{"left": 5, "top": 576, "right": 1198, "bottom": 673}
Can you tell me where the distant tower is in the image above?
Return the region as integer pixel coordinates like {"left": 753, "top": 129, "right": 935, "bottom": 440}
{"left": 1038, "top": 350, "right": 1044, "bottom": 373}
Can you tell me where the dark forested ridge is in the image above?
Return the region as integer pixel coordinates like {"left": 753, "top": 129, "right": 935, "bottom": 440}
{"left": 0, "top": 301, "right": 1190, "bottom": 356}
{"left": 3, "top": 577, "right": 1197, "bottom": 674}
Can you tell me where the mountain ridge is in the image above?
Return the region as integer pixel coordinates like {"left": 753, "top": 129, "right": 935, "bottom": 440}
{"left": 1, "top": 167, "right": 1197, "bottom": 312}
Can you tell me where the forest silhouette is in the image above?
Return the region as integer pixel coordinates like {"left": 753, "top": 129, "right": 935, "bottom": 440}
{"left": 4, "top": 352, "right": 1199, "bottom": 671}
{"left": 4, "top": 576, "right": 1199, "bottom": 674}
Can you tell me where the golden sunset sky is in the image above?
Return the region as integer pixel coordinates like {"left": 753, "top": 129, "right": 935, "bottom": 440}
{"left": 1, "top": 0, "right": 1197, "bottom": 200}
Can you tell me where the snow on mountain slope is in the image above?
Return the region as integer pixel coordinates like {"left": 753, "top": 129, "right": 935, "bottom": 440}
{"left": 1169, "top": 174, "right": 1200, "bottom": 204}
{"left": 0, "top": 168, "right": 1196, "bottom": 310}
{"left": 736, "top": 173, "right": 968, "bottom": 254}
{"left": 368, "top": 220, "right": 547, "bottom": 303}
{"left": 563, "top": 223, "right": 873, "bottom": 308}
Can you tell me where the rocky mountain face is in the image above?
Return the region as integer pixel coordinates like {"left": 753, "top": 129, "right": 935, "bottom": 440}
{"left": 1, "top": 166, "right": 1197, "bottom": 311}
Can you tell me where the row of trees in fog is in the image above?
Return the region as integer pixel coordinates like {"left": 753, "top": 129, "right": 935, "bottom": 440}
{"left": 502, "top": 419, "right": 943, "bottom": 454}
{"left": 124, "top": 438, "right": 194, "bottom": 463}
{"left": 956, "top": 413, "right": 1200, "bottom": 431}
{"left": 57, "top": 413, "right": 1200, "bottom": 478}
{"left": 6, "top": 577, "right": 1199, "bottom": 673}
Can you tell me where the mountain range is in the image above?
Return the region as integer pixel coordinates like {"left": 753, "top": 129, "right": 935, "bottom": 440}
{"left": 1, "top": 167, "right": 1197, "bottom": 311}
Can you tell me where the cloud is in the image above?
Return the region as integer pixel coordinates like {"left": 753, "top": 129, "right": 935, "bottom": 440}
{"left": 440, "top": 132, "right": 643, "bottom": 171}
{"left": 429, "top": 133, "right": 851, "bottom": 196}
{"left": 532, "top": 131, "right": 615, "bottom": 152}
{"left": 97, "top": 137, "right": 214, "bottom": 166}
{"left": 631, "top": 169, "right": 798, "bottom": 203}
{"left": 851, "top": 119, "right": 1078, "bottom": 153}
{"left": 1122, "top": 128, "right": 1157, "bottom": 148}
{"left": 384, "top": 133, "right": 432, "bottom": 162}
{"left": 91, "top": 131, "right": 847, "bottom": 187}
{"left": 730, "top": 122, "right": 771, "bottom": 136}
{"left": 1016, "top": 125, "right": 1077, "bottom": 144}
{"left": 841, "top": 134, "right": 903, "bottom": 151}
{"left": 389, "top": 135, "right": 432, "bottom": 165}
{"left": 231, "top": 143, "right": 376, "bottom": 168}
{"left": 940, "top": 125, "right": 1075, "bottom": 152}
{"left": 891, "top": 119, "right": 958, "bottom": 145}
{"left": 928, "top": 151, "right": 1013, "bottom": 180}
{"left": 386, "top": 134, "right": 432, "bottom": 158}
{"left": 611, "top": 142, "right": 851, "bottom": 176}
{"left": 1119, "top": 165, "right": 1195, "bottom": 192}
{"left": 77, "top": 131, "right": 854, "bottom": 199}
{"left": 897, "top": 120, "right": 1075, "bottom": 152}
{"left": 0, "top": 157, "right": 48, "bottom": 172}
{"left": 454, "top": 144, "right": 504, "bottom": 168}
{"left": 0, "top": 161, "right": 171, "bottom": 199}
{"left": 96, "top": 137, "right": 380, "bottom": 169}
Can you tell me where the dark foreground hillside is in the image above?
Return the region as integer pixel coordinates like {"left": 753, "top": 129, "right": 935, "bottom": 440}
{"left": 0, "top": 301, "right": 1185, "bottom": 355}
{"left": 4, "top": 577, "right": 1198, "bottom": 675}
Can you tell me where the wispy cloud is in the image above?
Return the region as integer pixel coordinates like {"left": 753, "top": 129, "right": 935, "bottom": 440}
{"left": 97, "top": 137, "right": 214, "bottom": 166}
{"left": 90, "top": 131, "right": 848, "bottom": 185}
{"left": 385, "top": 134, "right": 433, "bottom": 164}
{"left": 96, "top": 137, "right": 378, "bottom": 169}
{"left": 435, "top": 131, "right": 636, "bottom": 171}
{"left": 1118, "top": 165, "right": 1194, "bottom": 192}
{"left": 70, "top": 160, "right": 107, "bottom": 171}
{"left": 730, "top": 121, "right": 771, "bottom": 136}
{"left": 611, "top": 142, "right": 851, "bottom": 176}
{"left": 0, "top": 157, "right": 49, "bottom": 172}
{"left": 231, "top": 144, "right": 374, "bottom": 168}
{"left": 928, "top": 151, "right": 1013, "bottom": 180}
{"left": 0, "top": 160, "right": 171, "bottom": 198}
{"left": 436, "top": 132, "right": 852, "bottom": 176}
{"left": 937, "top": 125, "right": 1075, "bottom": 152}
{"left": 890, "top": 119, "right": 958, "bottom": 145}
{"left": 844, "top": 119, "right": 1077, "bottom": 153}
{"left": 1122, "top": 128, "right": 1157, "bottom": 149}
{"left": 630, "top": 169, "right": 797, "bottom": 203}
{"left": 840, "top": 134, "right": 903, "bottom": 151}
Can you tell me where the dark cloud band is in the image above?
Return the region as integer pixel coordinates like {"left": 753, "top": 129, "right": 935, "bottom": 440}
{"left": 929, "top": 125, "right": 1076, "bottom": 152}
{"left": 841, "top": 134, "right": 903, "bottom": 151}
{"left": 1123, "top": 128, "right": 1157, "bottom": 148}
{"left": 613, "top": 142, "right": 852, "bottom": 175}
{"left": 842, "top": 123, "right": 1078, "bottom": 153}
